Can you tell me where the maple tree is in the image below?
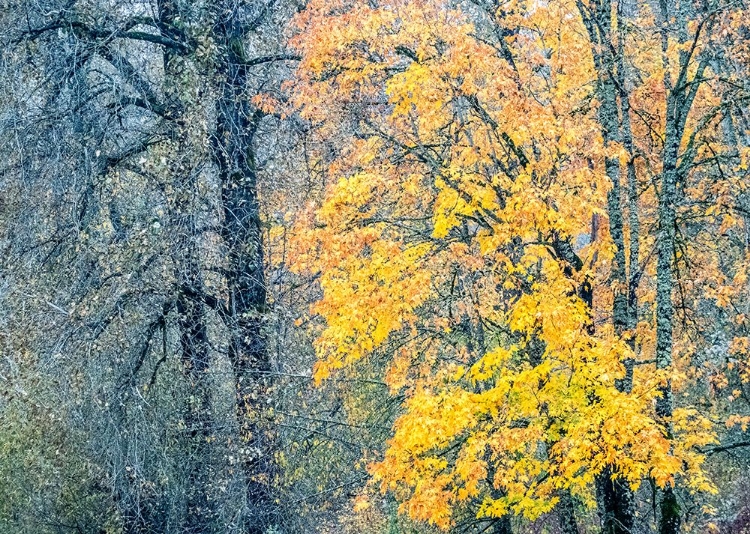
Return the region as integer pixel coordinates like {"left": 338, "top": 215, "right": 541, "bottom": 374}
{"left": 288, "top": 0, "right": 749, "bottom": 531}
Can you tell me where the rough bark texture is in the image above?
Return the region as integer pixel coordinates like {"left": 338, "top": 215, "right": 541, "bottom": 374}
{"left": 214, "top": 4, "right": 278, "bottom": 531}
{"left": 577, "top": 0, "right": 637, "bottom": 529}
{"left": 558, "top": 491, "right": 582, "bottom": 534}
{"left": 158, "top": 1, "right": 216, "bottom": 529}
{"left": 596, "top": 467, "right": 636, "bottom": 534}
{"left": 617, "top": 0, "right": 640, "bottom": 392}
{"left": 652, "top": 0, "right": 711, "bottom": 528}
{"left": 655, "top": 97, "right": 681, "bottom": 534}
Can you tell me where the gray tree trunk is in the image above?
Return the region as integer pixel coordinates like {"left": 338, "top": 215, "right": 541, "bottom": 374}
{"left": 213, "top": 3, "right": 279, "bottom": 531}
{"left": 576, "top": 0, "right": 636, "bottom": 530}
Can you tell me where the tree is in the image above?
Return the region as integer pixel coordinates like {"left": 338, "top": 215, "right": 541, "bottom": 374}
{"left": 288, "top": 0, "right": 745, "bottom": 530}
{"left": 0, "top": 0, "right": 300, "bottom": 531}
{"left": 1, "top": 0, "right": 749, "bottom": 532}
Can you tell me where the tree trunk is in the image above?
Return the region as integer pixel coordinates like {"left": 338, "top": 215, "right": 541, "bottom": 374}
{"left": 177, "top": 286, "right": 213, "bottom": 532}
{"left": 558, "top": 491, "right": 581, "bottom": 534}
{"left": 596, "top": 466, "right": 635, "bottom": 534}
{"left": 655, "top": 99, "right": 681, "bottom": 534}
{"left": 159, "top": 1, "right": 214, "bottom": 529}
{"left": 617, "top": 0, "right": 640, "bottom": 393}
{"left": 577, "top": 1, "right": 637, "bottom": 529}
{"left": 491, "top": 516, "right": 513, "bottom": 534}
{"left": 214, "top": 5, "right": 278, "bottom": 532}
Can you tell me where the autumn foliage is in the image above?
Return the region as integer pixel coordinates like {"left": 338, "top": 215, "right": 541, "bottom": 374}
{"left": 2, "top": 0, "right": 749, "bottom": 532}
{"left": 288, "top": 0, "right": 749, "bottom": 530}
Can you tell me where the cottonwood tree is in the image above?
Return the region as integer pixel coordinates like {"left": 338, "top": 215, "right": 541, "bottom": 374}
{"left": 0, "top": 0, "right": 302, "bottom": 532}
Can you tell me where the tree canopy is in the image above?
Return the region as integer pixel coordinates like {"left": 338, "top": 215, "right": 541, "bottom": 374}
{"left": 0, "top": 0, "right": 749, "bottom": 533}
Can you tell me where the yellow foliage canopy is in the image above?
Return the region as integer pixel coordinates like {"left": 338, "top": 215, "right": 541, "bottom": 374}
{"left": 286, "top": 0, "right": 735, "bottom": 528}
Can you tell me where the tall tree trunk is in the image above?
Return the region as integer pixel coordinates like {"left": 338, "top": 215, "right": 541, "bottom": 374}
{"left": 655, "top": 94, "right": 681, "bottom": 534}
{"left": 652, "top": 0, "right": 711, "bottom": 528}
{"left": 577, "top": 1, "right": 637, "bottom": 528}
{"left": 616, "top": 0, "right": 640, "bottom": 393}
{"left": 159, "top": 1, "right": 214, "bottom": 529}
{"left": 214, "top": 5, "right": 278, "bottom": 532}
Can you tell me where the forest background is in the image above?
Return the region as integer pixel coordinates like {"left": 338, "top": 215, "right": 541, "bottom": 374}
{"left": 0, "top": 0, "right": 749, "bottom": 533}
